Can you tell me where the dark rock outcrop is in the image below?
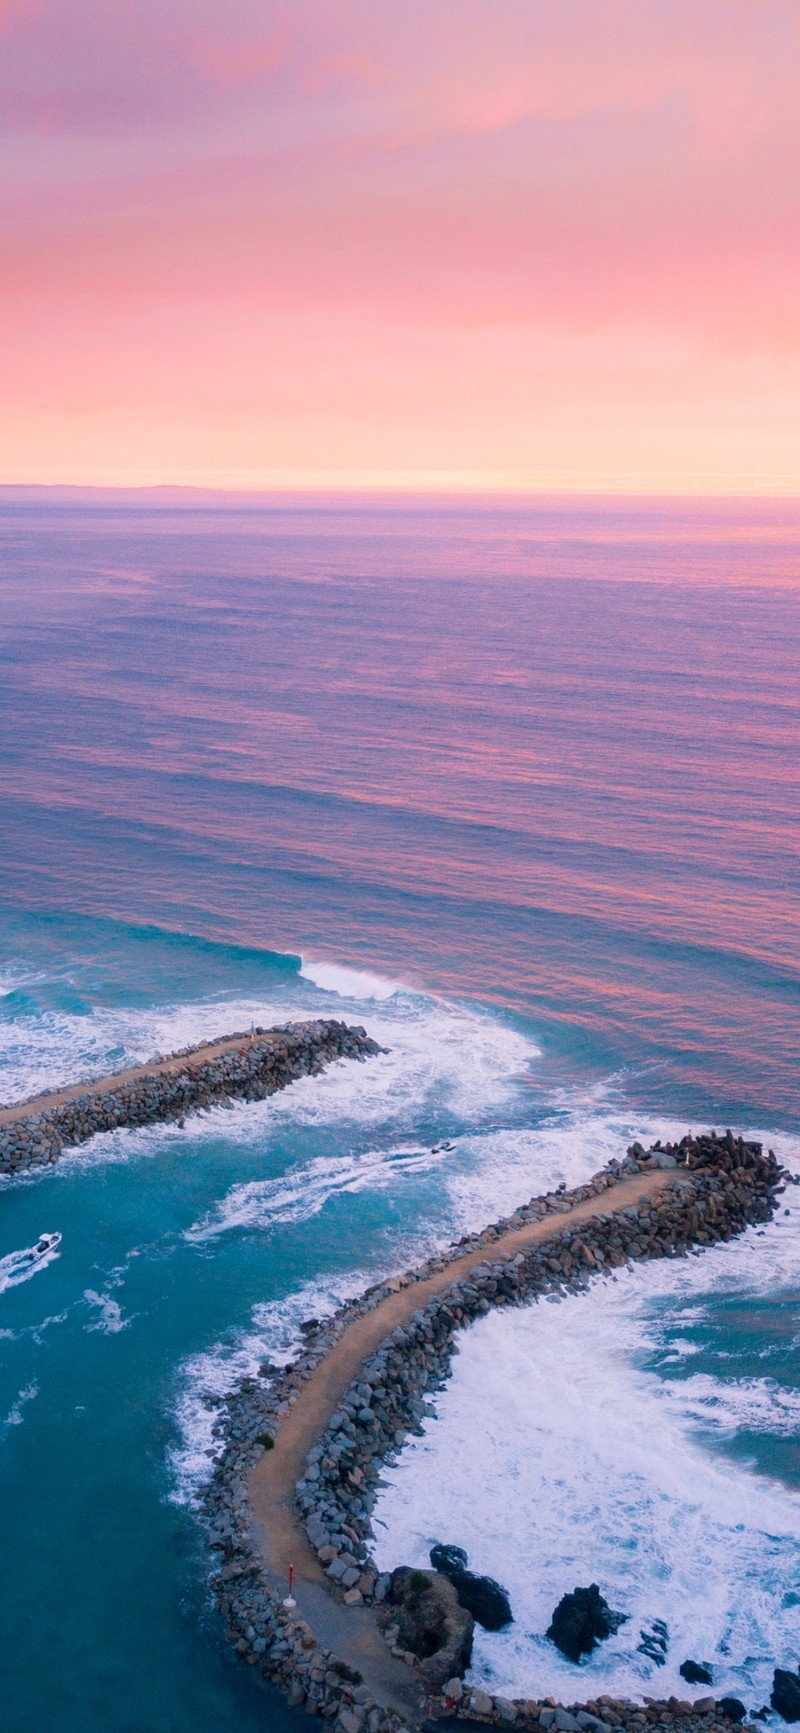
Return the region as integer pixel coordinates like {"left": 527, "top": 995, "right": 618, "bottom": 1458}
{"left": 681, "top": 1661, "right": 714, "bottom": 1686}
{"left": 430, "top": 1543, "right": 469, "bottom": 1576}
{"left": 772, "top": 1669, "right": 800, "bottom": 1723}
{"left": 387, "top": 1566, "right": 473, "bottom": 1690}
{"left": 429, "top": 1544, "right": 512, "bottom": 1630}
{"left": 447, "top": 1571, "right": 513, "bottom": 1634}
{"left": 547, "top": 1584, "right": 628, "bottom": 1663}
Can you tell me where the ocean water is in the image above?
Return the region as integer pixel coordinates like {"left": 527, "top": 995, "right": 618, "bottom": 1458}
{"left": 0, "top": 496, "right": 798, "bottom": 1731}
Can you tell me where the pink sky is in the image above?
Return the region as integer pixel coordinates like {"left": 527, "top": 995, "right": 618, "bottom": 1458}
{"left": 2, "top": 1, "right": 799, "bottom": 492}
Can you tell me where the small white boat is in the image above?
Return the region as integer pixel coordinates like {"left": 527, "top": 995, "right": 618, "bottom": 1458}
{"left": 27, "top": 1232, "right": 61, "bottom": 1263}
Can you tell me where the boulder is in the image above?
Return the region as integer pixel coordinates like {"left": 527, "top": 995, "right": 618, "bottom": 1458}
{"left": 772, "top": 1669, "right": 800, "bottom": 1723}
{"left": 546, "top": 1584, "right": 627, "bottom": 1663}
{"left": 429, "top": 1543, "right": 513, "bottom": 1631}
{"left": 717, "top": 1699, "right": 746, "bottom": 1724}
{"left": 680, "top": 1661, "right": 714, "bottom": 1686}
{"left": 387, "top": 1567, "right": 473, "bottom": 1690}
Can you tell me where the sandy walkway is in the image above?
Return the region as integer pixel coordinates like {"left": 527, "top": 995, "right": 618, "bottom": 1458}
{"left": 0, "top": 1029, "right": 276, "bottom": 1126}
{"left": 248, "top": 1167, "right": 674, "bottom": 1711}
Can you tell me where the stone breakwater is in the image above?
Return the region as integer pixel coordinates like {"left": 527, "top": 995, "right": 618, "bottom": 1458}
{"left": 0, "top": 1020, "right": 382, "bottom": 1174}
{"left": 201, "top": 1131, "right": 787, "bottom": 1733}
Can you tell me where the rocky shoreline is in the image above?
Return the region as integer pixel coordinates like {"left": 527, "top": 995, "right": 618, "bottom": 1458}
{"left": 201, "top": 1129, "right": 793, "bottom": 1733}
{"left": 0, "top": 1020, "right": 382, "bottom": 1174}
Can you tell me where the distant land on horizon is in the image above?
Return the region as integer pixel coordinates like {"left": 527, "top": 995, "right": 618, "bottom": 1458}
{"left": 2, "top": 484, "right": 800, "bottom": 510}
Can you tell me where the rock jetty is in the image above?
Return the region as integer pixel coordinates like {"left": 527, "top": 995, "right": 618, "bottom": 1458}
{"left": 200, "top": 1128, "right": 790, "bottom": 1733}
{"left": 0, "top": 1020, "right": 382, "bottom": 1174}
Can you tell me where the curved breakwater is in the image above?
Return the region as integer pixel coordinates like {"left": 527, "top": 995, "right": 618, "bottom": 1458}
{"left": 0, "top": 1020, "right": 382, "bottom": 1173}
{"left": 202, "top": 1131, "right": 787, "bottom": 1733}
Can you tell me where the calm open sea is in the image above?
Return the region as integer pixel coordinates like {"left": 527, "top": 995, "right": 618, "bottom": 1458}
{"left": 0, "top": 497, "right": 798, "bottom": 1731}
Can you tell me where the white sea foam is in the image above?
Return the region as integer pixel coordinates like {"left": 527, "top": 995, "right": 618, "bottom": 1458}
{"left": 299, "top": 957, "right": 404, "bottom": 1000}
{"left": 82, "top": 1287, "right": 132, "bottom": 1335}
{"left": 372, "top": 1166, "right": 800, "bottom": 1707}
{"left": 0, "top": 990, "right": 293, "bottom": 1106}
{"left": 662, "top": 1373, "right": 800, "bottom": 1437}
{"left": 266, "top": 995, "right": 536, "bottom": 1129}
{"left": 2, "top": 1379, "right": 38, "bottom": 1432}
{"left": 442, "top": 1104, "right": 657, "bottom": 1238}
{"left": 0, "top": 948, "right": 414, "bottom": 1105}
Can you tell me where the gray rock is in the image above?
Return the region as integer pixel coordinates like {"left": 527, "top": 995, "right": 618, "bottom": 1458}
{"left": 470, "top": 1690, "right": 493, "bottom": 1716}
{"left": 387, "top": 1566, "right": 473, "bottom": 1691}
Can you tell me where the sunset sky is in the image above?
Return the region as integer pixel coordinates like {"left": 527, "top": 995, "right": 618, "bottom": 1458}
{"left": 2, "top": 1, "right": 799, "bottom": 493}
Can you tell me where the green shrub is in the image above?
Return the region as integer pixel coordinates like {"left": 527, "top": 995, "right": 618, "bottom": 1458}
{"left": 333, "top": 1662, "right": 363, "bottom": 1685}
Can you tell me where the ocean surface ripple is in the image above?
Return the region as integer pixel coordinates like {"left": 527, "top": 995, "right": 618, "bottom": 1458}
{"left": 0, "top": 497, "right": 798, "bottom": 1732}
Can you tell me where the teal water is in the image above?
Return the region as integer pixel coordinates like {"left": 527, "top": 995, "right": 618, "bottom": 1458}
{"left": 0, "top": 498, "right": 798, "bottom": 1728}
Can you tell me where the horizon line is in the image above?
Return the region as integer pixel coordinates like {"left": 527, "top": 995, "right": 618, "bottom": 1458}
{"left": 1, "top": 475, "right": 799, "bottom": 507}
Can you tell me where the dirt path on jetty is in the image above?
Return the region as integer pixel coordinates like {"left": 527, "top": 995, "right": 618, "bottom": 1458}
{"left": 0, "top": 1029, "right": 279, "bottom": 1126}
{"left": 249, "top": 1167, "right": 674, "bottom": 1714}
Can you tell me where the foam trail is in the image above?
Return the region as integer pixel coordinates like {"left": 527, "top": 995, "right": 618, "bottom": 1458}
{"left": 186, "top": 1144, "right": 449, "bottom": 1242}
{"left": 0, "top": 1240, "right": 61, "bottom": 1293}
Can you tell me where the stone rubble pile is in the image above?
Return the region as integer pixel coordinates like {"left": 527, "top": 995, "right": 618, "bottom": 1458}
{"left": 200, "top": 1130, "right": 787, "bottom": 1733}
{"left": 0, "top": 1020, "right": 382, "bottom": 1173}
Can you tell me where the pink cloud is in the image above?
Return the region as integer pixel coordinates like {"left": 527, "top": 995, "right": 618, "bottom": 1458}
{"left": 1, "top": 1, "right": 799, "bottom": 486}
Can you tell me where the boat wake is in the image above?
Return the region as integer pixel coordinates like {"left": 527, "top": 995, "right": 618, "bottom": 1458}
{"left": 0, "top": 1234, "right": 61, "bottom": 1294}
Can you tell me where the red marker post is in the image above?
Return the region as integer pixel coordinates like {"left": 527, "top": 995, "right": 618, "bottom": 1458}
{"left": 283, "top": 1564, "right": 296, "bottom": 1609}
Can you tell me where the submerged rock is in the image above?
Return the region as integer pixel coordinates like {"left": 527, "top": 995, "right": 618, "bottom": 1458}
{"left": 387, "top": 1566, "right": 473, "bottom": 1689}
{"left": 429, "top": 1543, "right": 513, "bottom": 1631}
{"left": 680, "top": 1661, "right": 714, "bottom": 1686}
{"left": 546, "top": 1584, "right": 627, "bottom": 1663}
{"left": 638, "top": 1619, "right": 669, "bottom": 1665}
{"left": 772, "top": 1669, "right": 800, "bottom": 1723}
